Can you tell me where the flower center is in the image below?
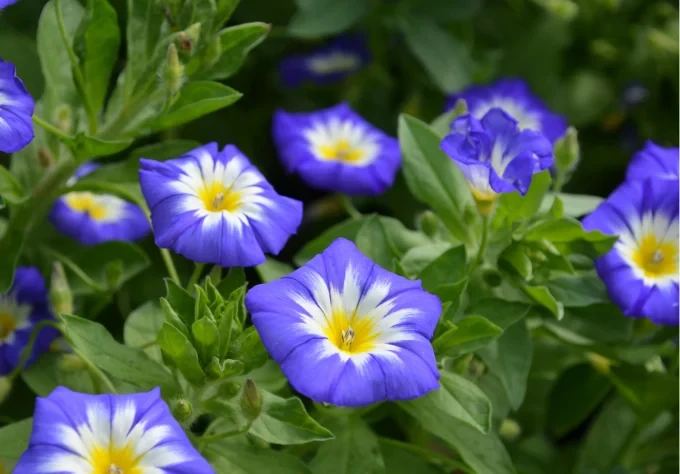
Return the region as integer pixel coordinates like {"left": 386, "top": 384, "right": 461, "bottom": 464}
{"left": 65, "top": 192, "right": 110, "bottom": 221}
{"left": 0, "top": 313, "right": 16, "bottom": 341}
{"left": 90, "top": 444, "right": 142, "bottom": 474}
{"left": 631, "top": 233, "right": 678, "bottom": 279}
{"left": 198, "top": 182, "right": 242, "bottom": 213}
{"left": 323, "top": 310, "right": 379, "bottom": 354}
{"left": 318, "top": 139, "right": 364, "bottom": 163}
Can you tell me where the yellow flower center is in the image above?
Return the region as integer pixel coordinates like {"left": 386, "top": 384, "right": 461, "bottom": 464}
{"left": 197, "top": 181, "right": 242, "bottom": 213}
{"left": 65, "top": 192, "right": 109, "bottom": 221}
{"left": 318, "top": 140, "right": 364, "bottom": 163}
{"left": 631, "top": 233, "right": 678, "bottom": 279}
{"left": 0, "top": 313, "right": 16, "bottom": 341}
{"left": 90, "top": 444, "right": 142, "bottom": 474}
{"left": 323, "top": 309, "right": 379, "bottom": 354}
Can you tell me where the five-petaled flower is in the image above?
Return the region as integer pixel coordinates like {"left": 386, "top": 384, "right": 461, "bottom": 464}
{"left": 440, "top": 108, "right": 554, "bottom": 212}
{"left": 272, "top": 103, "right": 401, "bottom": 195}
{"left": 50, "top": 163, "right": 151, "bottom": 245}
{"left": 139, "top": 143, "right": 303, "bottom": 267}
{"left": 626, "top": 141, "right": 679, "bottom": 182}
{"left": 0, "top": 267, "right": 57, "bottom": 375}
{"left": 279, "top": 35, "right": 371, "bottom": 88}
{"left": 583, "top": 178, "right": 679, "bottom": 325}
{"left": 446, "top": 78, "right": 568, "bottom": 143}
{"left": 0, "top": 57, "right": 35, "bottom": 153}
{"left": 246, "top": 238, "right": 442, "bottom": 407}
{"left": 14, "top": 387, "right": 215, "bottom": 474}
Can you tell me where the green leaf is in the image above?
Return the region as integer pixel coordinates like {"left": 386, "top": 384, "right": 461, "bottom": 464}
{"left": 608, "top": 365, "right": 679, "bottom": 421}
{"left": 165, "top": 279, "right": 196, "bottom": 327}
{"left": 202, "top": 397, "right": 250, "bottom": 433}
{"left": 235, "top": 360, "right": 288, "bottom": 394}
{"left": 288, "top": 0, "right": 372, "bottom": 38}
{"left": 540, "top": 193, "right": 603, "bottom": 217}
{"left": 60, "top": 314, "right": 179, "bottom": 395}
{"left": 356, "top": 215, "right": 399, "bottom": 270}
{"left": 192, "top": 317, "right": 220, "bottom": 361}
{"left": 521, "top": 284, "right": 564, "bottom": 320}
{"left": 497, "top": 171, "right": 552, "bottom": 223}
{"left": 479, "top": 320, "right": 533, "bottom": 410}
{"left": 465, "top": 299, "right": 531, "bottom": 330}
{"left": 75, "top": 0, "right": 120, "bottom": 113}
{"left": 417, "top": 245, "right": 467, "bottom": 293}
{"left": 249, "top": 392, "right": 334, "bottom": 445}
{"left": 0, "top": 164, "right": 26, "bottom": 204}
{"left": 150, "top": 81, "right": 242, "bottom": 131}
{"left": 62, "top": 133, "right": 134, "bottom": 161}
{"left": 123, "top": 301, "right": 164, "bottom": 361}
{"left": 433, "top": 315, "right": 503, "bottom": 358}
{"left": 400, "top": 371, "right": 492, "bottom": 434}
{"left": 561, "top": 304, "right": 633, "bottom": 344}
{"left": 0, "top": 418, "right": 32, "bottom": 460}
{"left": 124, "top": 0, "right": 164, "bottom": 98}
{"left": 310, "top": 417, "right": 384, "bottom": 474}
{"left": 544, "top": 274, "right": 609, "bottom": 307}
{"left": 524, "top": 216, "right": 617, "bottom": 256}
{"left": 215, "top": 267, "right": 246, "bottom": 300}
{"left": 232, "top": 327, "right": 268, "bottom": 373}
{"left": 201, "top": 23, "right": 270, "bottom": 80}
{"left": 204, "top": 438, "right": 312, "bottom": 474}
{"left": 407, "top": 0, "right": 481, "bottom": 21}
{"left": 255, "top": 258, "right": 294, "bottom": 283}
{"left": 399, "top": 16, "right": 472, "bottom": 93}
{"left": 399, "top": 243, "right": 452, "bottom": 278}
{"left": 379, "top": 440, "right": 446, "bottom": 474}
{"left": 546, "top": 364, "right": 612, "bottom": 437}
{"left": 398, "top": 114, "right": 472, "bottom": 244}
{"left": 294, "top": 218, "right": 363, "bottom": 266}
{"left": 157, "top": 321, "right": 205, "bottom": 385}
{"left": 22, "top": 351, "right": 96, "bottom": 396}
{"left": 499, "top": 243, "right": 533, "bottom": 280}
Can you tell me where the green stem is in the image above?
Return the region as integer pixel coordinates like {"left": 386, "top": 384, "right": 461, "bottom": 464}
{"left": 339, "top": 195, "right": 362, "bottom": 220}
{"left": 71, "top": 346, "right": 118, "bottom": 394}
{"left": 186, "top": 263, "right": 205, "bottom": 291}
{"left": 32, "top": 115, "right": 71, "bottom": 140}
{"left": 8, "top": 320, "right": 64, "bottom": 381}
{"left": 470, "top": 215, "right": 489, "bottom": 274}
{"left": 201, "top": 421, "right": 252, "bottom": 442}
{"left": 55, "top": 0, "right": 98, "bottom": 135}
{"left": 160, "top": 248, "right": 181, "bottom": 286}
{"left": 378, "top": 437, "right": 471, "bottom": 472}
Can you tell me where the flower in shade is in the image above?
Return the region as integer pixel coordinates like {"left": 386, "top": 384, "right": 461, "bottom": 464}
{"left": 0, "top": 0, "right": 19, "bottom": 9}
{"left": 0, "top": 267, "right": 57, "bottom": 375}
{"left": 279, "top": 35, "right": 371, "bottom": 88}
{"left": 446, "top": 78, "right": 568, "bottom": 143}
{"left": 272, "top": 103, "right": 400, "bottom": 195}
{"left": 246, "top": 238, "right": 441, "bottom": 407}
{"left": 0, "top": 58, "right": 35, "bottom": 153}
{"left": 49, "top": 163, "right": 150, "bottom": 245}
{"left": 440, "top": 108, "right": 554, "bottom": 206}
{"left": 583, "top": 178, "right": 679, "bottom": 325}
{"left": 14, "top": 387, "right": 215, "bottom": 474}
{"left": 139, "top": 143, "right": 303, "bottom": 267}
{"left": 626, "top": 141, "right": 679, "bottom": 182}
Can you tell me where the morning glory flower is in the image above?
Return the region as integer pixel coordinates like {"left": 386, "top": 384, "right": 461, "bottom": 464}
{"left": 446, "top": 78, "right": 568, "bottom": 143}
{"left": 49, "top": 163, "right": 150, "bottom": 245}
{"left": 0, "top": 58, "right": 35, "bottom": 153}
{"left": 0, "top": 267, "right": 57, "bottom": 375}
{"left": 0, "top": 0, "right": 19, "bottom": 9}
{"left": 440, "top": 108, "right": 554, "bottom": 207}
{"left": 279, "top": 35, "right": 371, "bottom": 88}
{"left": 626, "top": 141, "right": 679, "bottom": 182}
{"left": 272, "top": 103, "right": 401, "bottom": 195}
{"left": 583, "top": 178, "right": 678, "bottom": 325}
{"left": 14, "top": 387, "right": 215, "bottom": 474}
{"left": 246, "top": 238, "right": 442, "bottom": 407}
{"left": 139, "top": 143, "right": 303, "bottom": 267}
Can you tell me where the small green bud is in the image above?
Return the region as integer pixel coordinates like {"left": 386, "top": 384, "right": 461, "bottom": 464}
{"left": 170, "top": 398, "right": 194, "bottom": 423}
{"left": 163, "top": 43, "right": 185, "bottom": 99}
{"left": 553, "top": 127, "right": 580, "bottom": 174}
{"left": 219, "top": 380, "right": 242, "bottom": 399}
{"left": 54, "top": 104, "right": 72, "bottom": 134}
{"left": 587, "top": 352, "right": 612, "bottom": 375}
{"left": 499, "top": 418, "right": 522, "bottom": 441}
{"left": 468, "top": 358, "right": 486, "bottom": 377}
{"left": 179, "top": 23, "right": 201, "bottom": 54}
{"left": 0, "top": 377, "right": 12, "bottom": 405}
{"left": 58, "top": 353, "right": 87, "bottom": 372}
{"left": 37, "top": 147, "right": 55, "bottom": 169}
{"left": 416, "top": 211, "right": 440, "bottom": 239}
{"left": 240, "top": 378, "right": 263, "bottom": 420}
{"left": 49, "top": 262, "right": 73, "bottom": 315}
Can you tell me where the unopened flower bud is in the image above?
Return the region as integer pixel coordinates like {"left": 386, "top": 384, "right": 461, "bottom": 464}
{"left": 49, "top": 262, "right": 73, "bottom": 315}
{"left": 163, "top": 43, "right": 184, "bottom": 99}
{"left": 553, "top": 127, "right": 580, "bottom": 174}
{"left": 58, "top": 353, "right": 87, "bottom": 372}
{"left": 179, "top": 23, "right": 201, "bottom": 54}
{"left": 0, "top": 377, "right": 12, "bottom": 405}
{"left": 499, "top": 418, "right": 522, "bottom": 441}
{"left": 240, "top": 378, "right": 263, "bottom": 421}
{"left": 170, "top": 398, "right": 194, "bottom": 424}
{"left": 219, "top": 380, "right": 241, "bottom": 399}
{"left": 416, "top": 211, "right": 440, "bottom": 239}
{"left": 587, "top": 352, "right": 612, "bottom": 375}
{"left": 37, "top": 147, "right": 54, "bottom": 169}
{"left": 54, "top": 104, "right": 72, "bottom": 134}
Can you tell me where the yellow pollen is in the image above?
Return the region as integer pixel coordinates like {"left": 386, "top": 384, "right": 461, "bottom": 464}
{"left": 323, "top": 310, "right": 379, "bottom": 354}
{"left": 0, "top": 313, "right": 16, "bottom": 341}
{"left": 198, "top": 181, "right": 242, "bottom": 213}
{"left": 64, "top": 192, "right": 109, "bottom": 221}
{"left": 319, "top": 140, "right": 364, "bottom": 163}
{"left": 90, "top": 444, "right": 142, "bottom": 474}
{"left": 631, "top": 233, "right": 678, "bottom": 279}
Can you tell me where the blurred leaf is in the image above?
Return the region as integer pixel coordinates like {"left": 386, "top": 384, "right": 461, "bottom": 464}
{"left": 0, "top": 165, "right": 25, "bottom": 204}
{"left": 399, "top": 114, "right": 473, "bottom": 244}
{"left": 124, "top": 0, "right": 164, "bottom": 98}
{"left": 356, "top": 215, "right": 399, "bottom": 270}
{"left": 232, "top": 326, "right": 268, "bottom": 373}
{"left": 497, "top": 171, "right": 552, "bottom": 224}
{"left": 608, "top": 365, "right": 679, "bottom": 421}
{"left": 62, "top": 133, "right": 134, "bottom": 161}
{"left": 465, "top": 299, "right": 531, "bottom": 330}
{"left": 22, "top": 351, "right": 96, "bottom": 396}
{"left": 399, "top": 243, "right": 452, "bottom": 278}
{"left": 407, "top": 0, "right": 481, "bottom": 21}
{"left": 379, "top": 440, "right": 446, "bottom": 474}
{"left": 0, "top": 418, "right": 32, "bottom": 460}
{"left": 399, "top": 16, "right": 472, "bottom": 93}
{"left": 294, "top": 218, "right": 364, "bottom": 266}
{"left": 544, "top": 274, "right": 609, "bottom": 307}
{"left": 201, "top": 23, "right": 270, "bottom": 81}
{"left": 235, "top": 360, "right": 288, "bottom": 394}
{"left": 255, "top": 258, "right": 293, "bottom": 283}
{"left": 0, "top": 28, "right": 43, "bottom": 96}
{"left": 204, "top": 438, "right": 312, "bottom": 474}
{"left": 565, "top": 71, "right": 616, "bottom": 126}
{"left": 500, "top": 243, "right": 533, "bottom": 281}
{"left": 433, "top": 315, "right": 503, "bottom": 358}
{"left": 561, "top": 304, "right": 633, "bottom": 344}
{"left": 249, "top": 391, "right": 334, "bottom": 445}
{"left": 540, "top": 193, "right": 604, "bottom": 218}
{"left": 525, "top": 217, "right": 617, "bottom": 256}
{"left": 157, "top": 321, "right": 205, "bottom": 385}
{"left": 123, "top": 301, "right": 164, "bottom": 361}
{"left": 417, "top": 246, "right": 467, "bottom": 292}
{"left": 288, "top": 0, "right": 372, "bottom": 39}
{"left": 521, "top": 284, "right": 564, "bottom": 320}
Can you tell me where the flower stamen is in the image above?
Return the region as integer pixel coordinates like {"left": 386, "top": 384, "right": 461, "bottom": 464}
{"left": 651, "top": 249, "right": 664, "bottom": 265}
{"left": 341, "top": 327, "right": 355, "bottom": 348}
{"left": 107, "top": 465, "right": 123, "bottom": 474}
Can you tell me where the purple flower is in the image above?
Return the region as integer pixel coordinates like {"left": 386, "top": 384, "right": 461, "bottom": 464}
{"left": 0, "top": 1, "right": 19, "bottom": 9}
{"left": 626, "top": 141, "right": 679, "bottom": 182}
{"left": 446, "top": 78, "right": 568, "bottom": 143}
{"left": 0, "top": 58, "right": 35, "bottom": 153}
{"left": 440, "top": 108, "right": 554, "bottom": 202}
{"left": 272, "top": 103, "right": 401, "bottom": 195}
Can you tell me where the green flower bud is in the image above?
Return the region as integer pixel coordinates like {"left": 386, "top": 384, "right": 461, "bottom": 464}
{"left": 219, "top": 380, "right": 242, "bottom": 399}
{"left": 240, "top": 378, "right": 263, "bottom": 421}
{"left": 499, "top": 418, "right": 522, "bottom": 441}
{"left": 587, "top": 352, "right": 612, "bottom": 375}
{"left": 49, "top": 262, "right": 73, "bottom": 315}
{"left": 416, "top": 211, "right": 440, "bottom": 239}
{"left": 0, "top": 377, "right": 12, "bottom": 405}
{"left": 163, "top": 43, "right": 185, "bottom": 99}
{"left": 553, "top": 127, "right": 580, "bottom": 174}
{"left": 179, "top": 23, "right": 201, "bottom": 54}
{"left": 58, "top": 353, "right": 87, "bottom": 372}
{"left": 37, "top": 147, "right": 55, "bottom": 169}
{"left": 170, "top": 398, "right": 194, "bottom": 424}
{"left": 54, "top": 104, "right": 72, "bottom": 134}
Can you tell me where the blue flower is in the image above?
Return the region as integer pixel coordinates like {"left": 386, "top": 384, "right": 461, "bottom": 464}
{"left": 0, "top": 1, "right": 19, "bottom": 9}
{"left": 446, "top": 78, "right": 568, "bottom": 143}
{"left": 440, "top": 108, "right": 554, "bottom": 202}
{"left": 0, "top": 267, "right": 57, "bottom": 375}
{"left": 246, "top": 238, "right": 442, "bottom": 407}
{"left": 626, "top": 141, "right": 678, "bottom": 182}
{"left": 272, "top": 103, "right": 401, "bottom": 195}
{"left": 49, "top": 163, "right": 151, "bottom": 245}
{"left": 0, "top": 58, "right": 35, "bottom": 153}
{"left": 139, "top": 143, "right": 303, "bottom": 267}
{"left": 15, "top": 387, "right": 215, "bottom": 474}
{"left": 279, "top": 35, "right": 371, "bottom": 88}
{"left": 583, "top": 179, "right": 679, "bottom": 326}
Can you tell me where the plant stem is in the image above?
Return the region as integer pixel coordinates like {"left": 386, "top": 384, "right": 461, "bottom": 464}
{"left": 378, "top": 437, "right": 471, "bottom": 472}
{"left": 339, "top": 195, "right": 362, "bottom": 220}
{"left": 470, "top": 215, "right": 489, "bottom": 274}
{"left": 71, "top": 346, "right": 118, "bottom": 394}
{"left": 160, "top": 248, "right": 181, "bottom": 286}
{"left": 32, "top": 115, "right": 71, "bottom": 140}
{"left": 201, "top": 421, "right": 253, "bottom": 442}
{"left": 186, "top": 263, "right": 205, "bottom": 290}
{"left": 8, "top": 320, "right": 64, "bottom": 381}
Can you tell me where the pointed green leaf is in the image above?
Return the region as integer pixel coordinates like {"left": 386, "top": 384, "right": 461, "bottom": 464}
{"left": 157, "top": 322, "right": 205, "bottom": 386}
{"left": 433, "top": 315, "right": 503, "bottom": 358}
{"left": 201, "top": 23, "right": 270, "bottom": 80}
{"left": 310, "top": 417, "right": 384, "bottom": 474}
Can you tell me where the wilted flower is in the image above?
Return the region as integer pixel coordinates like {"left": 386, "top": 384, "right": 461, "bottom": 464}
{"left": 626, "top": 141, "right": 679, "bottom": 181}
{"left": 139, "top": 143, "right": 303, "bottom": 267}
{"left": 0, "top": 58, "right": 35, "bottom": 153}
{"left": 272, "top": 103, "right": 400, "bottom": 195}
{"left": 440, "top": 108, "right": 554, "bottom": 211}
{"left": 446, "top": 78, "right": 568, "bottom": 143}
{"left": 583, "top": 178, "right": 679, "bottom": 325}
{"left": 246, "top": 238, "right": 441, "bottom": 407}
{"left": 279, "top": 35, "right": 371, "bottom": 88}
{"left": 0, "top": 267, "right": 57, "bottom": 375}
{"left": 50, "top": 163, "right": 150, "bottom": 245}
{"left": 14, "top": 387, "right": 215, "bottom": 473}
